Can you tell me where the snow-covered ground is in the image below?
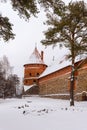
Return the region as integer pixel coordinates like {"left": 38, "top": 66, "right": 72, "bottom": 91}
{"left": 0, "top": 96, "right": 87, "bottom": 130}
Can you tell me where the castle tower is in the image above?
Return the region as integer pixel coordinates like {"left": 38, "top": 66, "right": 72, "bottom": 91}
{"left": 23, "top": 47, "right": 47, "bottom": 87}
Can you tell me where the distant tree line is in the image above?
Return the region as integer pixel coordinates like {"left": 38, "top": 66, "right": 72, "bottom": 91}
{"left": 0, "top": 55, "right": 20, "bottom": 98}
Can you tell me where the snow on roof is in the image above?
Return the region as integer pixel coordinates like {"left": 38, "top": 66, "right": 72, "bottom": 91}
{"left": 40, "top": 56, "right": 87, "bottom": 78}
{"left": 39, "top": 59, "right": 71, "bottom": 78}
{"left": 24, "top": 85, "right": 34, "bottom": 92}
{"left": 28, "top": 47, "right": 44, "bottom": 64}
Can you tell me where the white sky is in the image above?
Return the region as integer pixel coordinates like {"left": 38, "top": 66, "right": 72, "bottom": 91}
{"left": 0, "top": 0, "right": 86, "bottom": 79}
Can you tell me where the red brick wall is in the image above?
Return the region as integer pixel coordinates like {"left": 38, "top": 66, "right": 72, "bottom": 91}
{"left": 39, "top": 66, "right": 71, "bottom": 83}
{"left": 24, "top": 64, "right": 47, "bottom": 85}
{"left": 39, "top": 61, "right": 87, "bottom": 99}
{"left": 39, "top": 66, "right": 71, "bottom": 95}
{"left": 75, "top": 64, "right": 87, "bottom": 93}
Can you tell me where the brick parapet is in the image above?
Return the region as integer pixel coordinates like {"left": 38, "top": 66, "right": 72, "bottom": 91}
{"left": 39, "top": 61, "right": 87, "bottom": 101}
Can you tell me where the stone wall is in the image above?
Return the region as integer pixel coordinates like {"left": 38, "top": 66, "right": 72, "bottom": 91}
{"left": 75, "top": 67, "right": 87, "bottom": 93}
{"left": 39, "top": 62, "right": 87, "bottom": 101}
{"left": 39, "top": 73, "right": 70, "bottom": 95}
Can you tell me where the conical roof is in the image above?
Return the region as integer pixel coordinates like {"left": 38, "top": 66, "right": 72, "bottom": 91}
{"left": 28, "top": 47, "right": 44, "bottom": 64}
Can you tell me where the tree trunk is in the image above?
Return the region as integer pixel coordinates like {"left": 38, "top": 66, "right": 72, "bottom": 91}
{"left": 70, "top": 64, "right": 75, "bottom": 106}
{"left": 70, "top": 44, "right": 75, "bottom": 106}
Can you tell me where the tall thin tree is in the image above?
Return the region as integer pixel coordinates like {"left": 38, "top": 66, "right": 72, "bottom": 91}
{"left": 41, "top": 1, "right": 87, "bottom": 106}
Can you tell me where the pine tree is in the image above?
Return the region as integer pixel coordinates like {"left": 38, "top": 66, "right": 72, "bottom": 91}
{"left": 41, "top": 1, "right": 87, "bottom": 106}
{"left": 0, "top": 0, "right": 63, "bottom": 41}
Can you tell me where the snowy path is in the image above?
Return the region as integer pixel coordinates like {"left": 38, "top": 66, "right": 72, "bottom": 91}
{"left": 0, "top": 97, "right": 87, "bottom": 130}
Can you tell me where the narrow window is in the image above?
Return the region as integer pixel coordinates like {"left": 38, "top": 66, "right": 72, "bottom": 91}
{"left": 37, "top": 73, "right": 39, "bottom": 76}
{"left": 33, "top": 80, "right": 36, "bottom": 83}
{"left": 29, "top": 73, "right": 31, "bottom": 76}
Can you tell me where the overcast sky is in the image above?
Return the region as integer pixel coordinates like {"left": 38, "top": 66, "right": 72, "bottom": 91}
{"left": 0, "top": 0, "right": 86, "bottom": 79}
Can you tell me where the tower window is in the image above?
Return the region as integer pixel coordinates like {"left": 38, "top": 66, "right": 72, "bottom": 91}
{"left": 29, "top": 73, "right": 32, "bottom": 76}
{"left": 37, "top": 73, "right": 39, "bottom": 76}
{"left": 33, "top": 80, "right": 36, "bottom": 83}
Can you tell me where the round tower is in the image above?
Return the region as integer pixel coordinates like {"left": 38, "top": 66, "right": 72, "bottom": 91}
{"left": 23, "top": 47, "right": 47, "bottom": 86}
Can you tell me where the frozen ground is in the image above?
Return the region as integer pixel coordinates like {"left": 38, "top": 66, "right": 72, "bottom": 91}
{"left": 0, "top": 96, "right": 87, "bottom": 130}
